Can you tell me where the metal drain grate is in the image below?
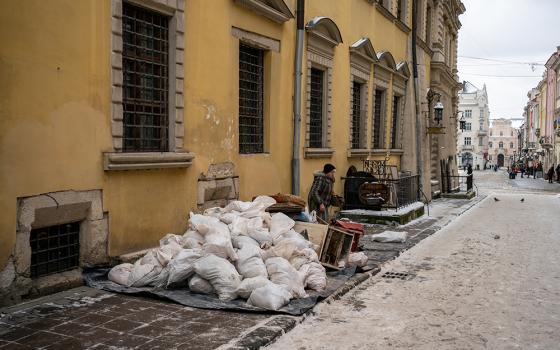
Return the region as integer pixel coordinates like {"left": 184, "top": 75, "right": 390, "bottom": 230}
{"left": 381, "top": 271, "right": 414, "bottom": 280}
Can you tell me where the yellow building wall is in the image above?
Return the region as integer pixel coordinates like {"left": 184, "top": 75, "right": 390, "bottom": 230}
{"left": 0, "top": 0, "right": 415, "bottom": 267}
{"left": 299, "top": 0, "right": 411, "bottom": 197}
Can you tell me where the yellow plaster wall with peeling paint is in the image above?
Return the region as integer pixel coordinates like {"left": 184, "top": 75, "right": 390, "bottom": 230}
{"left": 0, "top": 0, "right": 417, "bottom": 270}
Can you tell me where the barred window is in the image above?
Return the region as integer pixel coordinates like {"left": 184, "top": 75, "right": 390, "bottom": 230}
{"left": 464, "top": 109, "right": 472, "bottom": 118}
{"left": 239, "top": 44, "right": 265, "bottom": 154}
{"left": 373, "top": 89, "right": 384, "bottom": 149}
{"left": 122, "top": 3, "right": 170, "bottom": 152}
{"left": 351, "top": 81, "right": 364, "bottom": 149}
{"left": 391, "top": 96, "right": 401, "bottom": 149}
{"left": 309, "top": 68, "right": 325, "bottom": 148}
{"left": 464, "top": 137, "right": 471, "bottom": 145}
{"left": 465, "top": 122, "right": 471, "bottom": 131}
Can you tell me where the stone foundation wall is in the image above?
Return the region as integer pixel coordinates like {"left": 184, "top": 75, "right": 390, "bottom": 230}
{"left": 0, "top": 189, "right": 108, "bottom": 306}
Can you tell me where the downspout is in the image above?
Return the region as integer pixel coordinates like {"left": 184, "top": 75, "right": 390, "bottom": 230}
{"left": 411, "top": 0, "right": 423, "bottom": 192}
{"left": 292, "top": 0, "right": 305, "bottom": 195}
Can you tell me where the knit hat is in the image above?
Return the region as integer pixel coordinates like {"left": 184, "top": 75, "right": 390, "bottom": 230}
{"left": 323, "top": 163, "right": 336, "bottom": 174}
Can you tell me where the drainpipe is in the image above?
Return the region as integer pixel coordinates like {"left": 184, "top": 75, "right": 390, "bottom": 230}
{"left": 411, "top": 0, "right": 423, "bottom": 192}
{"left": 292, "top": 0, "right": 304, "bottom": 195}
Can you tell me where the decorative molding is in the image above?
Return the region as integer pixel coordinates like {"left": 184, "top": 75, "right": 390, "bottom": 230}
{"left": 304, "top": 148, "right": 334, "bottom": 159}
{"left": 231, "top": 27, "right": 281, "bottom": 52}
{"left": 306, "top": 17, "right": 343, "bottom": 48}
{"left": 103, "top": 152, "right": 195, "bottom": 170}
{"left": 347, "top": 149, "right": 370, "bottom": 158}
{"left": 233, "top": 0, "right": 294, "bottom": 23}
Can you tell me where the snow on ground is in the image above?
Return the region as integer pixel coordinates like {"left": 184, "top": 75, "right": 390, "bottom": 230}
{"left": 267, "top": 192, "right": 560, "bottom": 350}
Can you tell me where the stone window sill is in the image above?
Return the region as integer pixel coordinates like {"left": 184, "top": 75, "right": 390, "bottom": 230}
{"left": 304, "top": 148, "right": 334, "bottom": 159}
{"left": 369, "top": 149, "right": 404, "bottom": 156}
{"left": 347, "top": 149, "right": 370, "bottom": 158}
{"left": 103, "top": 151, "right": 195, "bottom": 171}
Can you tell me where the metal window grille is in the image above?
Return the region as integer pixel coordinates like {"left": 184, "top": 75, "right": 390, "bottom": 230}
{"left": 122, "top": 3, "right": 169, "bottom": 152}
{"left": 391, "top": 96, "right": 400, "bottom": 149}
{"left": 309, "top": 68, "right": 325, "bottom": 148}
{"left": 239, "top": 44, "right": 264, "bottom": 154}
{"left": 373, "top": 89, "right": 384, "bottom": 149}
{"left": 30, "top": 222, "right": 80, "bottom": 278}
{"left": 351, "top": 81, "right": 363, "bottom": 149}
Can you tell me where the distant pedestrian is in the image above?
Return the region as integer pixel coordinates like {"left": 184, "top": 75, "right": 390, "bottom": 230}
{"left": 547, "top": 166, "right": 555, "bottom": 184}
{"left": 556, "top": 164, "right": 560, "bottom": 182}
{"left": 520, "top": 165, "right": 525, "bottom": 178}
{"left": 467, "top": 164, "right": 473, "bottom": 175}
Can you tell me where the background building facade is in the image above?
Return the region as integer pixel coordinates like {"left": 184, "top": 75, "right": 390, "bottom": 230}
{"left": 457, "top": 81, "right": 489, "bottom": 169}
{"left": 488, "top": 118, "right": 518, "bottom": 168}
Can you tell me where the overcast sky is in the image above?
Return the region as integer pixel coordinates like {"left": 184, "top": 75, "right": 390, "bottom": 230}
{"left": 457, "top": 0, "right": 559, "bottom": 121}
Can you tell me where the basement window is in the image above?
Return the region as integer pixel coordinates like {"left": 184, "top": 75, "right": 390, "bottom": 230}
{"left": 30, "top": 222, "right": 80, "bottom": 278}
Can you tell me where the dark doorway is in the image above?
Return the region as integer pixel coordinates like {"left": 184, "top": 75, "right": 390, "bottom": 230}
{"left": 498, "top": 154, "right": 505, "bottom": 167}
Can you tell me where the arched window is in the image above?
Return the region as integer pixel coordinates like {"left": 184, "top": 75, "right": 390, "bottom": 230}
{"left": 510, "top": 142, "right": 514, "bottom": 148}
{"left": 499, "top": 141, "right": 503, "bottom": 148}
{"left": 489, "top": 141, "right": 493, "bottom": 148}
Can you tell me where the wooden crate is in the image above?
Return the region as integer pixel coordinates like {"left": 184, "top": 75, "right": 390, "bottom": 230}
{"left": 319, "top": 226, "right": 354, "bottom": 270}
{"left": 293, "top": 222, "right": 329, "bottom": 254}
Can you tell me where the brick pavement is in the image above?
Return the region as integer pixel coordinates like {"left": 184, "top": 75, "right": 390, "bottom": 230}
{"left": 0, "top": 196, "right": 483, "bottom": 350}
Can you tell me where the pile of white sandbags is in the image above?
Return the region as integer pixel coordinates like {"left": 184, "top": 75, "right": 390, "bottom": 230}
{"left": 108, "top": 196, "right": 328, "bottom": 311}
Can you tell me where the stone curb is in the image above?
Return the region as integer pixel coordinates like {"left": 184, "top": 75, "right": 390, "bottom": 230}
{"left": 225, "top": 196, "right": 485, "bottom": 349}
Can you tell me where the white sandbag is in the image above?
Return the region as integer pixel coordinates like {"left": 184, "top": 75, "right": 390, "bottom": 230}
{"left": 194, "top": 215, "right": 237, "bottom": 261}
{"left": 194, "top": 254, "right": 241, "bottom": 301}
{"left": 182, "top": 230, "right": 204, "bottom": 249}
{"left": 230, "top": 216, "right": 249, "bottom": 236}
{"left": 140, "top": 249, "right": 162, "bottom": 267}
{"left": 274, "top": 229, "right": 315, "bottom": 250}
{"left": 260, "top": 211, "right": 272, "bottom": 228}
{"left": 246, "top": 217, "right": 273, "bottom": 245}
{"left": 236, "top": 244, "right": 267, "bottom": 279}
{"left": 348, "top": 252, "right": 369, "bottom": 267}
{"left": 270, "top": 213, "right": 295, "bottom": 240}
{"left": 232, "top": 235, "right": 260, "bottom": 249}
{"left": 128, "top": 260, "right": 162, "bottom": 287}
{"left": 108, "top": 263, "right": 133, "bottom": 286}
{"left": 371, "top": 231, "right": 407, "bottom": 243}
{"left": 236, "top": 277, "right": 272, "bottom": 299}
{"left": 261, "top": 239, "right": 299, "bottom": 261}
{"left": 166, "top": 249, "right": 202, "bottom": 287}
{"left": 159, "top": 233, "right": 184, "bottom": 247}
{"left": 188, "top": 274, "right": 215, "bottom": 294}
{"left": 189, "top": 213, "right": 221, "bottom": 235}
{"left": 203, "top": 207, "right": 223, "bottom": 218}
{"left": 224, "top": 200, "right": 254, "bottom": 213}
{"left": 247, "top": 283, "right": 292, "bottom": 311}
{"left": 155, "top": 240, "right": 183, "bottom": 266}
{"left": 204, "top": 232, "right": 238, "bottom": 261}
{"left": 299, "top": 262, "right": 327, "bottom": 291}
{"left": 289, "top": 248, "right": 319, "bottom": 270}
{"left": 219, "top": 212, "right": 238, "bottom": 225}
{"left": 266, "top": 257, "right": 307, "bottom": 298}
{"left": 251, "top": 195, "right": 276, "bottom": 210}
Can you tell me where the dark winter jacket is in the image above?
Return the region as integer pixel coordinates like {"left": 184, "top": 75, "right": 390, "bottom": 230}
{"left": 308, "top": 171, "right": 335, "bottom": 213}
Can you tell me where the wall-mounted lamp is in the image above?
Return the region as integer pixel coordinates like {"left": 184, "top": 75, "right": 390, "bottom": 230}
{"left": 426, "top": 89, "right": 443, "bottom": 124}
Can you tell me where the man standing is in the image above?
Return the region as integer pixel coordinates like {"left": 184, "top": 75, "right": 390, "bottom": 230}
{"left": 556, "top": 164, "right": 560, "bottom": 182}
{"left": 308, "top": 163, "right": 337, "bottom": 221}
{"left": 547, "top": 165, "right": 555, "bottom": 184}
